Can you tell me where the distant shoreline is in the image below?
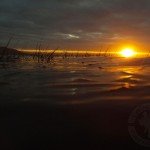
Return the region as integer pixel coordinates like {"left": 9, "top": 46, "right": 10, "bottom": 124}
{"left": 0, "top": 47, "right": 149, "bottom": 58}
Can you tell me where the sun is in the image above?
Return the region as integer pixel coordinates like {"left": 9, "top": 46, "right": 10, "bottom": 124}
{"left": 120, "top": 48, "right": 136, "bottom": 58}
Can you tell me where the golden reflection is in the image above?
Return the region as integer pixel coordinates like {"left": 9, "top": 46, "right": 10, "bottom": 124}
{"left": 109, "top": 66, "right": 142, "bottom": 88}
{"left": 124, "top": 82, "right": 132, "bottom": 88}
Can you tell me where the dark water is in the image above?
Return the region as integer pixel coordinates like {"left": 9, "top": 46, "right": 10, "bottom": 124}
{"left": 0, "top": 57, "right": 150, "bottom": 103}
{"left": 0, "top": 57, "right": 150, "bottom": 150}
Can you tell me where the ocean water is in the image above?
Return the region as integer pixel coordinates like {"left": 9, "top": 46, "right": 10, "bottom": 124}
{"left": 0, "top": 56, "right": 150, "bottom": 104}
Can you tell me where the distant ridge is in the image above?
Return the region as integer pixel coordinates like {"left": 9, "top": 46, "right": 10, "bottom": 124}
{"left": 0, "top": 47, "right": 19, "bottom": 55}
{"left": 0, "top": 47, "right": 21, "bottom": 61}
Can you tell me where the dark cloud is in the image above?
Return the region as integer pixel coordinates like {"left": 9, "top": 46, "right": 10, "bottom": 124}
{"left": 0, "top": 0, "right": 150, "bottom": 49}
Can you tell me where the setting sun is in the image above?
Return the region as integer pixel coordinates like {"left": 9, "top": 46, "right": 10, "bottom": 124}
{"left": 120, "top": 48, "right": 136, "bottom": 58}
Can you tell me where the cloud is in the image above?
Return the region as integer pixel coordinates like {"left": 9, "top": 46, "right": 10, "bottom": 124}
{"left": 0, "top": 0, "right": 150, "bottom": 49}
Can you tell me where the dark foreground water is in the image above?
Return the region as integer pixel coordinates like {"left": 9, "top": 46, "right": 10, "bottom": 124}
{"left": 0, "top": 57, "right": 150, "bottom": 150}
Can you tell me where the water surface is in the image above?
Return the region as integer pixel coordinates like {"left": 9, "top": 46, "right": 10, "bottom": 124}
{"left": 1, "top": 57, "right": 150, "bottom": 104}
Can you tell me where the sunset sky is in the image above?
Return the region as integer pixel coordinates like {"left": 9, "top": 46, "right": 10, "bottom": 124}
{"left": 0, "top": 0, "right": 150, "bottom": 50}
